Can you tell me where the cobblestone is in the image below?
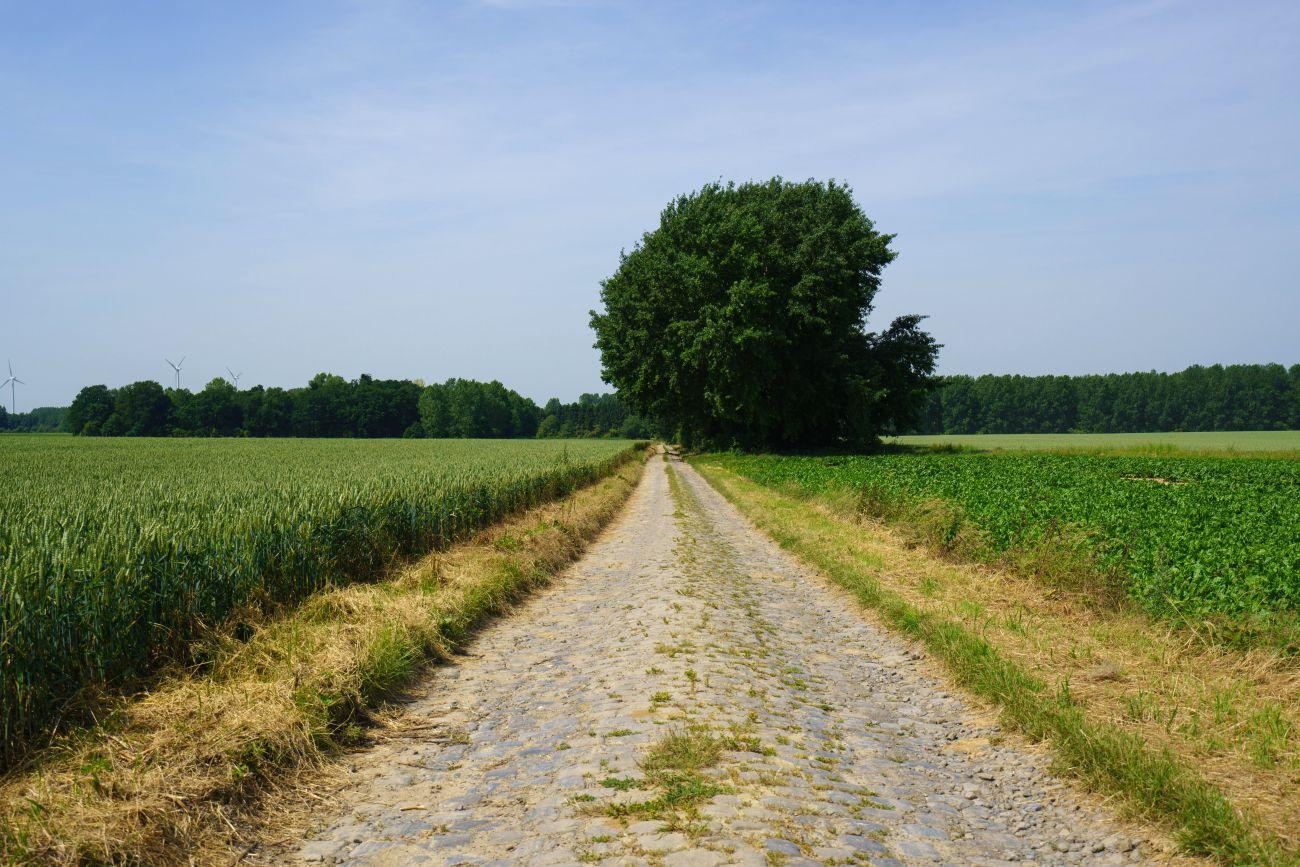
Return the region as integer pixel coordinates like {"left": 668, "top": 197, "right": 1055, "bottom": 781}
{"left": 281, "top": 453, "right": 1154, "bottom": 865}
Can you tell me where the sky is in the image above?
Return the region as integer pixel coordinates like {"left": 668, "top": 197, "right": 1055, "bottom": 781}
{"left": 2, "top": 0, "right": 1297, "bottom": 410}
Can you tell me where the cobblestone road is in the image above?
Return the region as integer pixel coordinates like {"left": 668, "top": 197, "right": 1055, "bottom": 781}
{"left": 285, "top": 453, "right": 1156, "bottom": 866}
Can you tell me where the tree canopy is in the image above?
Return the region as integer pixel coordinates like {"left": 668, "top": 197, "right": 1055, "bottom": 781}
{"left": 591, "top": 178, "right": 938, "bottom": 449}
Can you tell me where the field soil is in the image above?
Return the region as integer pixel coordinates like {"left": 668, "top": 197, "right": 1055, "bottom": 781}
{"left": 269, "top": 452, "right": 1174, "bottom": 865}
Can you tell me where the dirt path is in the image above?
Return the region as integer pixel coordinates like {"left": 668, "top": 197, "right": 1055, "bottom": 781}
{"left": 282, "top": 453, "right": 1154, "bottom": 865}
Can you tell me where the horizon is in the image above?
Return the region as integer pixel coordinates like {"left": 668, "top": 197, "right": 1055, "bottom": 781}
{"left": 5, "top": 0, "right": 1299, "bottom": 410}
{"left": 8, "top": 359, "right": 1300, "bottom": 416}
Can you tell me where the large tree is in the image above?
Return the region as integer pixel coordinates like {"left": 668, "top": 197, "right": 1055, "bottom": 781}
{"left": 591, "top": 178, "right": 939, "bottom": 448}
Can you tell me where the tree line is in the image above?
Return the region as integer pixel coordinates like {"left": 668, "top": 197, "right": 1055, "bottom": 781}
{"left": 538, "top": 393, "right": 651, "bottom": 439}
{"left": 0, "top": 406, "right": 67, "bottom": 433}
{"left": 27, "top": 363, "right": 1300, "bottom": 441}
{"left": 918, "top": 363, "right": 1300, "bottom": 434}
{"left": 62, "top": 374, "right": 646, "bottom": 439}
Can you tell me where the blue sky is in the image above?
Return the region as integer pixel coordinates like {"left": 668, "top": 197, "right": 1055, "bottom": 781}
{"left": 3, "top": 0, "right": 1297, "bottom": 409}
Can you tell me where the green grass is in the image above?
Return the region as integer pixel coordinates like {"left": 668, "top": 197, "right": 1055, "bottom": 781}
{"left": 604, "top": 724, "right": 727, "bottom": 826}
{"left": 703, "top": 450, "right": 1300, "bottom": 623}
{"left": 888, "top": 430, "right": 1300, "bottom": 456}
{"left": 641, "top": 724, "right": 725, "bottom": 775}
{"left": 0, "top": 435, "right": 640, "bottom": 766}
{"left": 600, "top": 776, "right": 643, "bottom": 791}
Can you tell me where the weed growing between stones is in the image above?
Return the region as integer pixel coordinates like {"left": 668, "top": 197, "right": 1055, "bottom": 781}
{"left": 602, "top": 724, "right": 729, "bottom": 832}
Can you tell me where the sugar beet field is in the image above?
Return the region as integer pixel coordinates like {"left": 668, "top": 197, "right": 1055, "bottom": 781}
{"left": 0, "top": 436, "right": 639, "bottom": 765}
{"left": 710, "top": 451, "right": 1300, "bottom": 619}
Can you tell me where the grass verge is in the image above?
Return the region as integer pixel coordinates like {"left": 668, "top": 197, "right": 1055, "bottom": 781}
{"left": 691, "top": 459, "right": 1298, "bottom": 866}
{"left": 0, "top": 450, "right": 649, "bottom": 865}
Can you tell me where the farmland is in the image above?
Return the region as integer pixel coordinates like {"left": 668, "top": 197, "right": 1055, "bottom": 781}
{"left": 705, "top": 450, "right": 1300, "bottom": 620}
{"left": 0, "top": 435, "right": 639, "bottom": 765}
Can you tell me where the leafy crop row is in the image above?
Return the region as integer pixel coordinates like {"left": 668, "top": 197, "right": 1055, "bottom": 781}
{"left": 0, "top": 436, "right": 639, "bottom": 765}
{"left": 709, "top": 451, "right": 1299, "bottom": 618}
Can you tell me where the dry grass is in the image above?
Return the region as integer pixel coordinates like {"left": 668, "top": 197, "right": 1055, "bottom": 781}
{"left": 0, "top": 452, "right": 649, "bottom": 865}
{"left": 694, "top": 460, "right": 1298, "bottom": 864}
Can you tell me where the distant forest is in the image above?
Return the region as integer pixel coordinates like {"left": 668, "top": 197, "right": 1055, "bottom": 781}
{"left": 919, "top": 364, "right": 1299, "bottom": 434}
{"left": 7, "top": 362, "right": 1296, "bottom": 439}
{"left": 0, "top": 405, "right": 67, "bottom": 433}
{"left": 46, "top": 375, "right": 649, "bottom": 439}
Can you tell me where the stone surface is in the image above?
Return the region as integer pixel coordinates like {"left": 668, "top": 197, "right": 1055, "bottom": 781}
{"left": 278, "top": 453, "right": 1150, "bottom": 865}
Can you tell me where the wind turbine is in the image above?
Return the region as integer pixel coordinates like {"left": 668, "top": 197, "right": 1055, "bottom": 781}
{"left": 226, "top": 366, "right": 243, "bottom": 389}
{"left": 1, "top": 360, "right": 24, "bottom": 414}
{"left": 165, "top": 356, "right": 185, "bottom": 390}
